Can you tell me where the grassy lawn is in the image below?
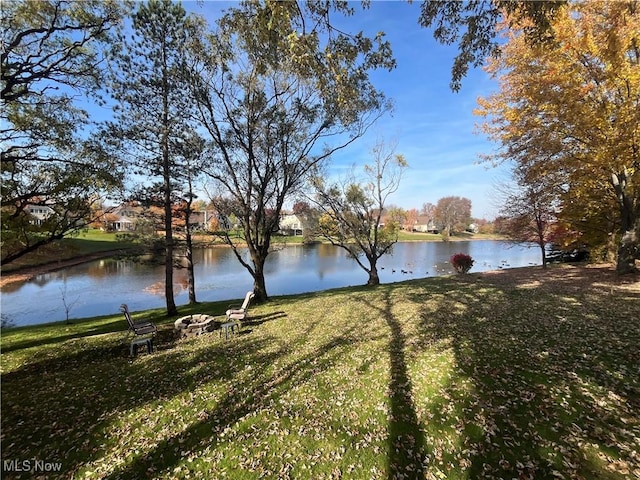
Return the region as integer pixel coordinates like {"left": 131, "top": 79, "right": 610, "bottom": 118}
{"left": 1, "top": 230, "right": 136, "bottom": 273}
{"left": 1, "top": 265, "right": 638, "bottom": 479}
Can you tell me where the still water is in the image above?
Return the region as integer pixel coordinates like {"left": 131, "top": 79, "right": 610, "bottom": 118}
{"left": 1, "top": 240, "right": 540, "bottom": 326}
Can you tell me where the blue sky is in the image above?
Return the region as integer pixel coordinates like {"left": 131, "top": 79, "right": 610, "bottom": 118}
{"left": 337, "top": 1, "right": 507, "bottom": 219}
{"left": 186, "top": 1, "right": 510, "bottom": 219}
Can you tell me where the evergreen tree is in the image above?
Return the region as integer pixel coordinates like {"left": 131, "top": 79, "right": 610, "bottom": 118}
{"left": 106, "top": 0, "right": 205, "bottom": 314}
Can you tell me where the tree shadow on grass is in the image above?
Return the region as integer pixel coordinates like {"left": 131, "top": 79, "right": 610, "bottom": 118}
{"left": 1, "top": 300, "right": 235, "bottom": 354}
{"left": 1, "top": 328, "right": 275, "bottom": 478}
{"left": 1, "top": 309, "right": 366, "bottom": 479}
{"left": 102, "top": 323, "right": 365, "bottom": 479}
{"left": 241, "top": 311, "right": 288, "bottom": 331}
{"left": 360, "top": 289, "right": 427, "bottom": 479}
{"left": 2, "top": 326, "right": 180, "bottom": 379}
{"left": 404, "top": 268, "right": 640, "bottom": 479}
{"left": 0, "top": 319, "right": 131, "bottom": 354}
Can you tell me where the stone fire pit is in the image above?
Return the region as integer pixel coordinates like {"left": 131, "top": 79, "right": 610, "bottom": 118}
{"left": 174, "top": 314, "right": 219, "bottom": 339}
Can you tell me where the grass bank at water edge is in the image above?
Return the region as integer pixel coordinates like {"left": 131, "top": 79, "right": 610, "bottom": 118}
{"left": 1, "top": 264, "right": 639, "bottom": 479}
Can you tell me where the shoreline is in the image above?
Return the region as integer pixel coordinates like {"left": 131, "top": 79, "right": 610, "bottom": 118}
{"left": 3, "top": 262, "right": 637, "bottom": 330}
{"left": 0, "top": 250, "right": 124, "bottom": 288}
{"left": 0, "top": 235, "right": 502, "bottom": 288}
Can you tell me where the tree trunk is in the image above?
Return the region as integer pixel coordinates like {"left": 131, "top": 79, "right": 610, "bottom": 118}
{"left": 616, "top": 228, "right": 638, "bottom": 274}
{"left": 161, "top": 40, "right": 177, "bottom": 317}
{"left": 367, "top": 263, "right": 380, "bottom": 286}
{"left": 540, "top": 243, "right": 547, "bottom": 269}
{"left": 162, "top": 131, "right": 177, "bottom": 315}
{"left": 612, "top": 170, "right": 638, "bottom": 274}
{"left": 252, "top": 266, "right": 268, "bottom": 303}
{"left": 164, "top": 197, "right": 177, "bottom": 316}
{"left": 163, "top": 142, "right": 176, "bottom": 315}
{"left": 185, "top": 229, "right": 197, "bottom": 304}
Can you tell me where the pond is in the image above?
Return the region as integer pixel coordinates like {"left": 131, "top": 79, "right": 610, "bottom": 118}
{"left": 1, "top": 240, "right": 541, "bottom": 326}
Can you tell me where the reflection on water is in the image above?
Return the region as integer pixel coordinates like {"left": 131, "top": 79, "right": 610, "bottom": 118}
{"left": 1, "top": 240, "right": 540, "bottom": 326}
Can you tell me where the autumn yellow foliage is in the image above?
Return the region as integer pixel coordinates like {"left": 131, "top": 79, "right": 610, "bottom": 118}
{"left": 476, "top": 1, "right": 640, "bottom": 273}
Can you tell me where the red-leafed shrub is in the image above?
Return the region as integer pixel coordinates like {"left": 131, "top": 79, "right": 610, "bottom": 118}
{"left": 451, "top": 253, "right": 474, "bottom": 274}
